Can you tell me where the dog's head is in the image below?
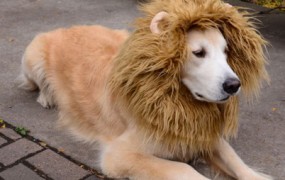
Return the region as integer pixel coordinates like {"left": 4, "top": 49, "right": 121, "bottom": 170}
{"left": 144, "top": 0, "right": 268, "bottom": 103}
{"left": 148, "top": 4, "right": 267, "bottom": 103}
{"left": 110, "top": 0, "right": 268, "bottom": 154}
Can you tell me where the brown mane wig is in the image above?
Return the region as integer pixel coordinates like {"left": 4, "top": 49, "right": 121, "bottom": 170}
{"left": 109, "top": 0, "right": 268, "bottom": 159}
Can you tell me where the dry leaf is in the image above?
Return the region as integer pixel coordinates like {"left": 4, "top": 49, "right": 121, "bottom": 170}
{"left": 272, "top": 107, "right": 277, "bottom": 112}
{"left": 39, "top": 141, "right": 47, "bottom": 147}
{"left": 58, "top": 148, "right": 64, "bottom": 152}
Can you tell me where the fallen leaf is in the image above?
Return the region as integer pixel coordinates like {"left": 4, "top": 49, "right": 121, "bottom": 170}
{"left": 58, "top": 148, "right": 64, "bottom": 152}
{"left": 272, "top": 107, "right": 277, "bottom": 112}
{"left": 39, "top": 141, "right": 47, "bottom": 147}
{"left": 0, "top": 119, "right": 5, "bottom": 128}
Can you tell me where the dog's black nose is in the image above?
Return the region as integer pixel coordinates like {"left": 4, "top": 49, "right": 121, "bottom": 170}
{"left": 223, "top": 78, "right": 241, "bottom": 95}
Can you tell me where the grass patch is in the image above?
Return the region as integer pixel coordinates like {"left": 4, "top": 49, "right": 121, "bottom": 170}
{"left": 15, "top": 126, "right": 30, "bottom": 136}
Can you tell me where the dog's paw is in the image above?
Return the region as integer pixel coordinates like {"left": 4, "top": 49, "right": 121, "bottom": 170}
{"left": 240, "top": 171, "right": 273, "bottom": 180}
{"left": 37, "top": 94, "right": 54, "bottom": 109}
{"left": 253, "top": 172, "right": 273, "bottom": 180}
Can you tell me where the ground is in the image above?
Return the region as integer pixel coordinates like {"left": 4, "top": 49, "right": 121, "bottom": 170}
{"left": 0, "top": 0, "right": 284, "bottom": 179}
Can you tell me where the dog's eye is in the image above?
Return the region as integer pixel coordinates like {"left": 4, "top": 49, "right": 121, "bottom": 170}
{"left": 192, "top": 49, "right": 206, "bottom": 58}
{"left": 224, "top": 47, "right": 229, "bottom": 54}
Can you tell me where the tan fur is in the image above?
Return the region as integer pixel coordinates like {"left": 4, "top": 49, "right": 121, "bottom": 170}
{"left": 20, "top": 25, "right": 129, "bottom": 142}
{"left": 19, "top": 0, "right": 270, "bottom": 179}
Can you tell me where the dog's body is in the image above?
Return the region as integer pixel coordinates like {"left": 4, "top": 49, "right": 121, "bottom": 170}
{"left": 19, "top": 0, "right": 272, "bottom": 179}
{"left": 19, "top": 25, "right": 129, "bottom": 143}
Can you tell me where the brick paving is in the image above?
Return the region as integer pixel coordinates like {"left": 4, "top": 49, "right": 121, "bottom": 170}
{"left": 0, "top": 128, "right": 21, "bottom": 140}
{"left": 0, "top": 164, "right": 44, "bottom": 180}
{"left": 0, "top": 139, "right": 43, "bottom": 166}
{"left": 27, "top": 150, "right": 89, "bottom": 180}
{"left": 0, "top": 137, "right": 7, "bottom": 146}
{"left": 0, "top": 123, "right": 106, "bottom": 180}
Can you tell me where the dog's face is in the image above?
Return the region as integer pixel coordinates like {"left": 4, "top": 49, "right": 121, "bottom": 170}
{"left": 182, "top": 28, "right": 240, "bottom": 103}
{"left": 150, "top": 12, "right": 241, "bottom": 103}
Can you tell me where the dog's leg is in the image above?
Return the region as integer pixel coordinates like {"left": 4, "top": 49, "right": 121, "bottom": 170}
{"left": 101, "top": 147, "right": 210, "bottom": 180}
{"left": 100, "top": 132, "right": 210, "bottom": 180}
{"left": 21, "top": 55, "right": 54, "bottom": 109}
{"left": 210, "top": 138, "right": 273, "bottom": 180}
{"left": 32, "top": 60, "right": 55, "bottom": 109}
{"left": 20, "top": 35, "right": 55, "bottom": 109}
{"left": 36, "top": 86, "right": 54, "bottom": 109}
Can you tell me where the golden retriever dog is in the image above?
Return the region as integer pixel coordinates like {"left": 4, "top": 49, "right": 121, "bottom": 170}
{"left": 18, "top": 0, "right": 272, "bottom": 179}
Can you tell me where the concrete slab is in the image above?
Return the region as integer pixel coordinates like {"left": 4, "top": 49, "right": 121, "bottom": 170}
{"left": 0, "top": 0, "right": 284, "bottom": 179}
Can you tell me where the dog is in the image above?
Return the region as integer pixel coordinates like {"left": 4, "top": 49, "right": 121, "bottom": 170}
{"left": 18, "top": 0, "right": 272, "bottom": 179}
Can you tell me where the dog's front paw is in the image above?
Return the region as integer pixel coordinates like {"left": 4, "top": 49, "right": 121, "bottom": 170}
{"left": 253, "top": 172, "right": 273, "bottom": 180}
{"left": 240, "top": 171, "right": 273, "bottom": 180}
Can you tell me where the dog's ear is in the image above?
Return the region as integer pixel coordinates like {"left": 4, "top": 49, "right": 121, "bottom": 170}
{"left": 150, "top": 11, "right": 170, "bottom": 34}
{"left": 224, "top": 3, "right": 232, "bottom": 8}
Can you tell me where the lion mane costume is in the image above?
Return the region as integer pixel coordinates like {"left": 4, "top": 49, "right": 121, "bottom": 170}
{"left": 109, "top": 0, "right": 268, "bottom": 159}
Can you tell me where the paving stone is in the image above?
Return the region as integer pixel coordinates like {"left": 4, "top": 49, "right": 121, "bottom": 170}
{"left": 27, "top": 149, "right": 89, "bottom": 180}
{"left": 85, "top": 175, "right": 103, "bottom": 180}
{"left": 0, "top": 137, "right": 7, "bottom": 146}
{"left": 85, "top": 175, "right": 125, "bottom": 180}
{"left": 85, "top": 175, "right": 110, "bottom": 180}
{"left": 0, "top": 163, "right": 43, "bottom": 180}
{"left": 0, "top": 128, "right": 21, "bottom": 140}
{"left": 0, "top": 138, "right": 42, "bottom": 166}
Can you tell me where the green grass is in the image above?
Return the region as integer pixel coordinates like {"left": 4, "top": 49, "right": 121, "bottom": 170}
{"left": 15, "top": 127, "right": 30, "bottom": 136}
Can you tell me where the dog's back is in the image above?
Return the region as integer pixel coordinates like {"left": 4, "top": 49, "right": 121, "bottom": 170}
{"left": 19, "top": 25, "right": 129, "bottom": 142}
